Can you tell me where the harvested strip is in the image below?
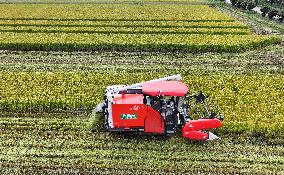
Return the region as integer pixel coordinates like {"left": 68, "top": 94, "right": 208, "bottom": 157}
{"left": 0, "top": 114, "right": 283, "bottom": 174}
{"left": 0, "top": 45, "right": 283, "bottom": 74}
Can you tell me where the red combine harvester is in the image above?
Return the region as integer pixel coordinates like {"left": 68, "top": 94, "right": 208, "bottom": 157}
{"left": 95, "top": 74, "right": 224, "bottom": 141}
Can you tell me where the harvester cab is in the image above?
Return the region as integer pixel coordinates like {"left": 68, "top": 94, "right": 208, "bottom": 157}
{"left": 95, "top": 74, "right": 223, "bottom": 141}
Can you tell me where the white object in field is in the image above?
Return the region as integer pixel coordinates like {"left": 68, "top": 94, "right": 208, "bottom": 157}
{"left": 225, "top": 0, "right": 231, "bottom": 4}
{"left": 207, "top": 132, "right": 220, "bottom": 141}
{"left": 95, "top": 102, "right": 104, "bottom": 112}
{"left": 252, "top": 7, "right": 262, "bottom": 14}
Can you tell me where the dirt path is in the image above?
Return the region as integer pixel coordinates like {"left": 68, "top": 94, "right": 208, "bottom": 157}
{"left": 215, "top": 4, "right": 284, "bottom": 35}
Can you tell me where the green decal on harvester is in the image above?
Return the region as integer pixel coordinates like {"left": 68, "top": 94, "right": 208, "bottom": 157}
{"left": 120, "top": 113, "right": 137, "bottom": 120}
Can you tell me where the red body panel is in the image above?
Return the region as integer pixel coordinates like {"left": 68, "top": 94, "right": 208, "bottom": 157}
{"left": 182, "top": 130, "right": 209, "bottom": 140}
{"left": 144, "top": 106, "right": 164, "bottom": 133}
{"left": 112, "top": 94, "right": 164, "bottom": 133}
{"left": 113, "top": 94, "right": 144, "bottom": 104}
{"left": 182, "top": 118, "right": 222, "bottom": 131}
{"left": 112, "top": 104, "right": 147, "bottom": 128}
{"left": 142, "top": 81, "right": 188, "bottom": 96}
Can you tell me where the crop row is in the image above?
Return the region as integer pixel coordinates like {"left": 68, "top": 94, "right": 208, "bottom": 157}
{"left": 1, "top": 121, "right": 283, "bottom": 157}
{"left": 1, "top": 128, "right": 283, "bottom": 157}
{"left": 0, "top": 72, "right": 283, "bottom": 136}
{"left": 0, "top": 20, "right": 247, "bottom": 28}
{"left": 0, "top": 117, "right": 86, "bottom": 132}
{"left": 0, "top": 113, "right": 284, "bottom": 174}
{"left": 0, "top": 26, "right": 251, "bottom": 35}
{"left": 0, "top": 115, "right": 283, "bottom": 174}
{"left": 0, "top": 155, "right": 280, "bottom": 175}
{"left": 2, "top": 59, "right": 283, "bottom": 75}
{"left": 0, "top": 4, "right": 233, "bottom": 21}
{"left": 1, "top": 44, "right": 284, "bottom": 75}
{"left": 0, "top": 32, "right": 280, "bottom": 52}
{"left": 1, "top": 114, "right": 284, "bottom": 148}
{"left": 1, "top": 145, "right": 283, "bottom": 169}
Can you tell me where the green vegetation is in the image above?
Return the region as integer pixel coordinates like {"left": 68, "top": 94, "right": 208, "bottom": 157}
{"left": 216, "top": 4, "right": 284, "bottom": 34}
{"left": 0, "top": 113, "right": 284, "bottom": 174}
{"left": 88, "top": 111, "right": 105, "bottom": 131}
{"left": 0, "top": 44, "right": 283, "bottom": 73}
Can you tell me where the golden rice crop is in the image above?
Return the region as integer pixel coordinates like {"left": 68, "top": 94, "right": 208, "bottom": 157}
{"left": 0, "top": 20, "right": 247, "bottom": 28}
{"left": 0, "top": 4, "right": 233, "bottom": 21}
{"left": 0, "top": 4, "right": 279, "bottom": 52}
{"left": 0, "top": 72, "right": 283, "bottom": 136}
{"left": 0, "top": 25, "right": 251, "bottom": 35}
{"left": 0, "top": 32, "right": 280, "bottom": 52}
